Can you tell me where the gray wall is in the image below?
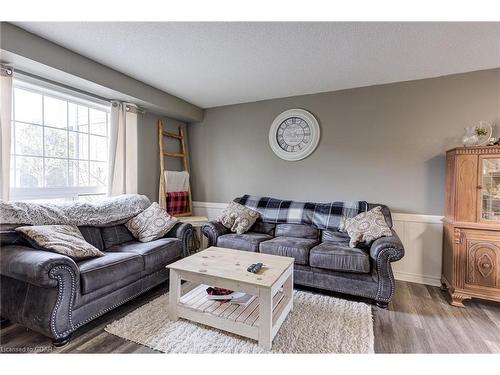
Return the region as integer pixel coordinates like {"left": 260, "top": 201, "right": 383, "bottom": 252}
{"left": 137, "top": 112, "right": 188, "bottom": 202}
{"left": 188, "top": 68, "right": 500, "bottom": 215}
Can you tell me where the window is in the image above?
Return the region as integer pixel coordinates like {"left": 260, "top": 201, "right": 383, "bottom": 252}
{"left": 10, "top": 80, "right": 110, "bottom": 201}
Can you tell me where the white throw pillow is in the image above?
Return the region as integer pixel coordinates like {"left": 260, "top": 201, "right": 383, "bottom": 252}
{"left": 217, "top": 201, "right": 260, "bottom": 235}
{"left": 126, "top": 202, "right": 178, "bottom": 242}
{"left": 16, "top": 225, "right": 104, "bottom": 259}
{"left": 343, "top": 206, "right": 393, "bottom": 248}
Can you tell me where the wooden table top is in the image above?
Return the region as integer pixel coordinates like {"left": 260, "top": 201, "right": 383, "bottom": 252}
{"left": 176, "top": 216, "right": 208, "bottom": 223}
{"left": 167, "top": 246, "right": 294, "bottom": 288}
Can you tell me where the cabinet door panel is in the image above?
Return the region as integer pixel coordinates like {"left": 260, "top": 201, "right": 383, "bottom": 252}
{"left": 463, "top": 230, "right": 499, "bottom": 288}
{"left": 455, "top": 155, "right": 478, "bottom": 222}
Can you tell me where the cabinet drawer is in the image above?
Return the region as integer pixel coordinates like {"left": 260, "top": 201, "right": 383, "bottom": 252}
{"left": 461, "top": 229, "right": 500, "bottom": 288}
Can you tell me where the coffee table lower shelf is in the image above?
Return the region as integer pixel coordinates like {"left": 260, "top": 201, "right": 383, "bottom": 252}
{"left": 176, "top": 284, "right": 292, "bottom": 345}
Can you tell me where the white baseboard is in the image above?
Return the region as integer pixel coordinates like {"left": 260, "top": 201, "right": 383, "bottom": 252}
{"left": 192, "top": 201, "right": 444, "bottom": 288}
{"left": 393, "top": 271, "right": 442, "bottom": 287}
{"left": 193, "top": 201, "right": 226, "bottom": 210}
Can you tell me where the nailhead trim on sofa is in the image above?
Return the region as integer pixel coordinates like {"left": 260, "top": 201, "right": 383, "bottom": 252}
{"left": 55, "top": 270, "right": 168, "bottom": 337}
{"left": 49, "top": 265, "right": 76, "bottom": 339}
{"left": 47, "top": 266, "right": 169, "bottom": 338}
{"left": 375, "top": 248, "right": 399, "bottom": 302}
{"left": 73, "top": 278, "right": 159, "bottom": 329}
{"left": 295, "top": 276, "right": 378, "bottom": 300}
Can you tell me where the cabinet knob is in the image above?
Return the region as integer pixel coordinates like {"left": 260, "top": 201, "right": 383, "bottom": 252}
{"left": 477, "top": 185, "right": 483, "bottom": 190}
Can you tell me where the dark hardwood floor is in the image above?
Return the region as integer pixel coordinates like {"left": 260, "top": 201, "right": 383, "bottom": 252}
{"left": 373, "top": 281, "right": 500, "bottom": 353}
{"left": 1, "top": 280, "right": 499, "bottom": 353}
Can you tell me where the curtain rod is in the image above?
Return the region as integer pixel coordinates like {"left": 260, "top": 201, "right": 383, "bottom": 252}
{"left": 15, "top": 69, "right": 110, "bottom": 103}
{"left": 14, "top": 69, "right": 146, "bottom": 114}
{"left": 125, "top": 104, "right": 145, "bottom": 115}
{"left": 0, "top": 65, "right": 13, "bottom": 76}
{"left": 111, "top": 101, "right": 145, "bottom": 115}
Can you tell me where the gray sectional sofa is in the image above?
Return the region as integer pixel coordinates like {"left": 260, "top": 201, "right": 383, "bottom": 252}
{"left": 202, "top": 202, "right": 404, "bottom": 307}
{"left": 0, "top": 221, "right": 193, "bottom": 346}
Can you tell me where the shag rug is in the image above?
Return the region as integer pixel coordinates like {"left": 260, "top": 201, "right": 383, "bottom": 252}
{"left": 105, "top": 289, "right": 374, "bottom": 353}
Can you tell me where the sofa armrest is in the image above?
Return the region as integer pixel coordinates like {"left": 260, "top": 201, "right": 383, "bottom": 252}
{"left": 202, "top": 221, "right": 229, "bottom": 247}
{"left": 370, "top": 229, "right": 405, "bottom": 262}
{"left": 165, "top": 222, "right": 193, "bottom": 257}
{"left": 0, "top": 245, "right": 79, "bottom": 288}
{"left": 369, "top": 229, "right": 404, "bottom": 304}
{"left": 166, "top": 222, "right": 193, "bottom": 241}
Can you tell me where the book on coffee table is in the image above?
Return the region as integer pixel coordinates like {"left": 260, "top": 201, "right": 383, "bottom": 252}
{"left": 205, "top": 287, "right": 255, "bottom": 306}
{"left": 206, "top": 291, "right": 243, "bottom": 300}
{"left": 230, "top": 293, "right": 255, "bottom": 306}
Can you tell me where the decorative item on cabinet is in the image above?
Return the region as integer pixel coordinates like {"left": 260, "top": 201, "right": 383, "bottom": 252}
{"left": 461, "top": 121, "right": 493, "bottom": 146}
{"left": 442, "top": 146, "right": 500, "bottom": 307}
{"left": 462, "top": 126, "right": 479, "bottom": 146}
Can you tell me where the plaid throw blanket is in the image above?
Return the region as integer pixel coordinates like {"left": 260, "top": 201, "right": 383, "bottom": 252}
{"left": 235, "top": 195, "right": 368, "bottom": 231}
{"left": 166, "top": 192, "right": 189, "bottom": 215}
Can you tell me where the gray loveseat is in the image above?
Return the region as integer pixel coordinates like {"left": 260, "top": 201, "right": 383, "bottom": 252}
{"left": 202, "top": 200, "right": 404, "bottom": 307}
{"left": 0, "top": 219, "right": 193, "bottom": 346}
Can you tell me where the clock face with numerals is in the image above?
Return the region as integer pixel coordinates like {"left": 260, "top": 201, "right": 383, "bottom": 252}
{"left": 269, "top": 109, "right": 320, "bottom": 161}
{"left": 276, "top": 117, "right": 311, "bottom": 152}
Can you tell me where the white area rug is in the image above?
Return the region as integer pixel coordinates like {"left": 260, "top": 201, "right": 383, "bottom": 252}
{"left": 105, "top": 289, "right": 374, "bottom": 353}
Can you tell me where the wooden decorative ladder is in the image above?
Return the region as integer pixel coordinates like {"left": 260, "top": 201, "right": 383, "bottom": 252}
{"left": 158, "top": 120, "right": 193, "bottom": 217}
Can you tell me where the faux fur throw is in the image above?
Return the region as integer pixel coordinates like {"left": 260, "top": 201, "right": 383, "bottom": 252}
{"left": 0, "top": 194, "right": 151, "bottom": 226}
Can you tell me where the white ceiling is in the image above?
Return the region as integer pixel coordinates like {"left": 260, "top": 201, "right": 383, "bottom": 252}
{"left": 13, "top": 22, "right": 500, "bottom": 108}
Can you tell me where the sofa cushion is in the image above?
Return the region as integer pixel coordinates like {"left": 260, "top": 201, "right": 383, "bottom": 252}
{"left": 275, "top": 224, "right": 318, "bottom": 239}
{"left": 100, "top": 225, "right": 135, "bottom": 249}
{"left": 321, "top": 230, "right": 351, "bottom": 244}
{"left": 107, "top": 238, "right": 182, "bottom": 273}
{"left": 309, "top": 242, "right": 370, "bottom": 273}
{"left": 217, "top": 232, "right": 272, "bottom": 252}
{"left": 77, "top": 252, "right": 143, "bottom": 294}
{"left": 78, "top": 226, "right": 104, "bottom": 250}
{"left": 249, "top": 221, "right": 275, "bottom": 236}
{"left": 0, "top": 230, "right": 29, "bottom": 246}
{"left": 259, "top": 237, "right": 318, "bottom": 265}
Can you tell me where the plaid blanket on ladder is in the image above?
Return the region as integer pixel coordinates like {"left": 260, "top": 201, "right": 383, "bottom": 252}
{"left": 235, "top": 195, "right": 368, "bottom": 231}
{"left": 166, "top": 192, "right": 189, "bottom": 215}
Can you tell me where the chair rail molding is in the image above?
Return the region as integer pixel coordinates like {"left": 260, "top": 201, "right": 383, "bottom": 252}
{"left": 193, "top": 201, "right": 444, "bottom": 287}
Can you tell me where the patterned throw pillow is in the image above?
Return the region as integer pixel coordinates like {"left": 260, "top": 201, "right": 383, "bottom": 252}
{"left": 16, "top": 225, "right": 104, "bottom": 259}
{"left": 343, "top": 206, "right": 393, "bottom": 248}
{"left": 126, "top": 202, "right": 178, "bottom": 243}
{"left": 217, "top": 201, "right": 260, "bottom": 235}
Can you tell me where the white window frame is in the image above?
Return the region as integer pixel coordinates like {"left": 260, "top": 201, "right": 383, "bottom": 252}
{"left": 10, "top": 78, "right": 111, "bottom": 201}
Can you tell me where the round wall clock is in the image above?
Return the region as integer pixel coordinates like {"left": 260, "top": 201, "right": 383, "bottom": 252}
{"left": 268, "top": 109, "right": 320, "bottom": 161}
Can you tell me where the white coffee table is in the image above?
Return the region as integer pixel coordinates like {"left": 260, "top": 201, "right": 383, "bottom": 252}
{"left": 166, "top": 246, "right": 294, "bottom": 349}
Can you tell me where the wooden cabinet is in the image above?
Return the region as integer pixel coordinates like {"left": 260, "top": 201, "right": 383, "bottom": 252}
{"left": 442, "top": 146, "right": 500, "bottom": 307}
